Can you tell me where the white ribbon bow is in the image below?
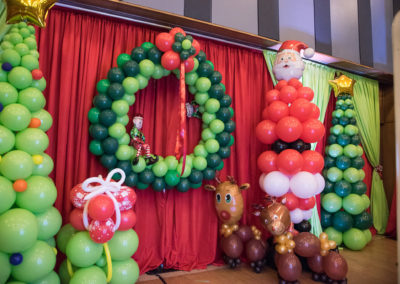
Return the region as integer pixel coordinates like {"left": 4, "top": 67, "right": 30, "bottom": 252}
{"left": 82, "top": 168, "right": 126, "bottom": 232}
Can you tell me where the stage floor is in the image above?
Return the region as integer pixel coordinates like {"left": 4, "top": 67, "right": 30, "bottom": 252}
{"left": 138, "top": 235, "right": 397, "bottom": 284}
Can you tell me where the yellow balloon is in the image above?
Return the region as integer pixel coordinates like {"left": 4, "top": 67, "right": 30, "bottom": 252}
{"left": 232, "top": 224, "right": 239, "bottom": 231}
{"left": 320, "top": 250, "right": 329, "bottom": 256}
{"left": 276, "top": 244, "right": 288, "bottom": 255}
{"left": 319, "top": 232, "right": 329, "bottom": 240}
{"left": 275, "top": 235, "right": 286, "bottom": 244}
{"left": 328, "top": 240, "right": 337, "bottom": 249}
{"left": 286, "top": 232, "right": 293, "bottom": 240}
{"left": 286, "top": 239, "right": 296, "bottom": 249}
{"left": 5, "top": 0, "right": 57, "bottom": 28}
{"left": 321, "top": 241, "right": 331, "bottom": 251}
{"left": 32, "top": 154, "right": 43, "bottom": 164}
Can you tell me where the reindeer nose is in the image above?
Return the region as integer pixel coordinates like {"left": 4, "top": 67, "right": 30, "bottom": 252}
{"left": 220, "top": 210, "right": 231, "bottom": 220}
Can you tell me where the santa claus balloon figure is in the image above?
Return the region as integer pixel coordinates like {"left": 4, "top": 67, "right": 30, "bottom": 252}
{"left": 130, "top": 114, "right": 158, "bottom": 165}
{"left": 272, "top": 40, "right": 315, "bottom": 81}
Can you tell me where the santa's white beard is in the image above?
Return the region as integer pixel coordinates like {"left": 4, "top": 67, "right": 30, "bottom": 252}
{"left": 273, "top": 60, "right": 305, "bottom": 81}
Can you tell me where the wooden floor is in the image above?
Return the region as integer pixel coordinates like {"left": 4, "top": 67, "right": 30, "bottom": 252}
{"left": 138, "top": 236, "right": 397, "bottom": 284}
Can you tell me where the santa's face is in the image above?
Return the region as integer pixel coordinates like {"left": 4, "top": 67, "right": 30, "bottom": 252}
{"left": 133, "top": 117, "right": 143, "bottom": 129}
{"left": 272, "top": 50, "right": 305, "bottom": 81}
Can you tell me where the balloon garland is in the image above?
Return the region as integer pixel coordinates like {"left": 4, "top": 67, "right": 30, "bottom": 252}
{"left": 321, "top": 75, "right": 372, "bottom": 250}
{"left": 0, "top": 23, "right": 61, "bottom": 283}
{"left": 89, "top": 27, "right": 235, "bottom": 192}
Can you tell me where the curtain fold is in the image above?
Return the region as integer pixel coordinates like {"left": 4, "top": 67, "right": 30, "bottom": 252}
{"left": 37, "top": 8, "right": 273, "bottom": 273}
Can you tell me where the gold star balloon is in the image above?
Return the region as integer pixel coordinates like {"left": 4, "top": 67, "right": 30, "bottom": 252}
{"left": 5, "top": 0, "right": 57, "bottom": 28}
{"left": 329, "top": 75, "right": 356, "bottom": 97}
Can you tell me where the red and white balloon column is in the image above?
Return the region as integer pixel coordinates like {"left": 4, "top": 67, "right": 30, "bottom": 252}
{"left": 256, "top": 41, "right": 325, "bottom": 227}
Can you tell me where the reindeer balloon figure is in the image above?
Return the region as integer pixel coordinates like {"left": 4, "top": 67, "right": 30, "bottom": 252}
{"left": 205, "top": 177, "right": 267, "bottom": 272}
{"left": 256, "top": 200, "right": 348, "bottom": 284}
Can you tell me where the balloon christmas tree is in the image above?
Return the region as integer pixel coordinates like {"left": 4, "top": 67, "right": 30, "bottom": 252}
{"left": 57, "top": 169, "right": 140, "bottom": 284}
{"left": 0, "top": 23, "right": 61, "bottom": 283}
{"left": 321, "top": 75, "right": 372, "bottom": 250}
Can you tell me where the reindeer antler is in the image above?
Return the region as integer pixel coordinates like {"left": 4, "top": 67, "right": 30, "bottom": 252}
{"left": 227, "top": 176, "right": 236, "bottom": 184}
{"left": 214, "top": 176, "right": 221, "bottom": 184}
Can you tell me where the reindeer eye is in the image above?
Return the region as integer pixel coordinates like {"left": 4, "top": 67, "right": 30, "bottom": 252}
{"left": 216, "top": 193, "right": 221, "bottom": 203}
{"left": 225, "top": 193, "right": 232, "bottom": 203}
{"left": 273, "top": 215, "right": 278, "bottom": 220}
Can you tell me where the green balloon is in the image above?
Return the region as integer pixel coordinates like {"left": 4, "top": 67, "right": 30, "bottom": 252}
{"left": 361, "top": 194, "right": 370, "bottom": 210}
{"left": 209, "top": 119, "right": 225, "bottom": 134}
{"left": 152, "top": 160, "right": 168, "bottom": 177}
{"left": 96, "top": 255, "right": 107, "bottom": 267}
{"left": 56, "top": 224, "right": 76, "bottom": 254}
{"left": 0, "top": 82, "right": 18, "bottom": 106}
{"left": 0, "top": 176, "right": 16, "bottom": 214}
{"left": 15, "top": 128, "right": 49, "bottom": 154}
{"left": 343, "top": 228, "right": 367, "bottom": 250}
{"left": 326, "top": 167, "right": 343, "bottom": 183}
{"left": 165, "top": 170, "right": 180, "bottom": 186}
{"left": 343, "top": 167, "right": 360, "bottom": 183}
{"left": 2, "top": 49, "right": 21, "bottom": 66}
{"left": 205, "top": 98, "right": 220, "bottom": 114}
{"left": 202, "top": 112, "right": 216, "bottom": 125}
{"left": 193, "top": 156, "right": 207, "bottom": 171}
{"left": 164, "top": 156, "right": 178, "bottom": 170}
{"left": 0, "top": 125, "right": 15, "bottom": 154}
{"left": 344, "top": 124, "right": 359, "bottom": 136}
{"left": 122, "top": 77, "right": 139, "bottom": 94}
{"left": 35, "top": 206, "right": 62, "bottom": 240}
{"left": 32, "top": 153, "right": 54, "bottom": 176}
{"left": 118, "top": 133, "right": 130, "bottom": 145}
{"left": 116, "top": 115, "right": 129, "bottom": 126}
{"left": 0, "top": 40, "right": 14, "bottom": 50}
{"left": 45, "top": 237, "right": 56, "bottom": 247}
{"left": 205, "top": 139, "right": 220, "bottom": 153}
{"left": 195, "top": 77, "right": 212, "bottom": 93}
{"left": 32, "top": 109, "right": 53, "bottom": 132}
{"left": 16, "top": 176, "right": 57, "bottom": 213}
{"left": 342, "top": 193, "right": 364, "bottom": 215}
{"left": 332, "top": 211, "right": 353, "bottom": 232}
{"left": 334, "top": 109, "right": 344, "bottom": 118}
{"left": 17, "top": 87, "right": 45, "bottom": 111}
{"left": 30, "top": 270, "right": 60, "bottom": 284}
{"left": 180, "top": 155, "right": 193, "bottom": 166}
{"left": 201, "top": 128, "right": 216, "bottom": 141}
{"left": 21, "top": 54, "right": 39, "bottom": 71}
{"left": 334, "top": 180, "right": 352, "bottom": 197}
{"left": 15, "top": 43, "right": 30, "bottom": 56}
{"left": 70, "top": 266, "right": 106, "bottom": 284}
{"left": 108, "top": 229, "right": 139, "bottom": 260}
{"left": 343, "top": 144, "right": 358, "bottom": 158}
{"left": 11, "top": 241, "right": 55, "bottom": 282}
{"left": 0, "top": 251, "right": 11, "bottom": 284}
{"left": 356, "top": 145, "right": 363, "bottom": 157}
{"left": 0, "top": 150, "right": 33, "bottom": 180}
{"left": 139, "top": 59, "right": 155, "bottom": 77}
{"left": 185, "top": 72, "right": 198, "bottom": 86}
{"left": 195, "top": 92, "right": 209, "bottom": 105}
{"left": 59, "top": 260, "right": 73, "bottom": 284}
{"left": 194, "top": 144, "right": 208, "bottom": 158}
{"left": 108, "top": 123, "right": 125, "bottom": 139}
{"left": 328, "top": 144, "right": 343, "bottom": 158}
{"left": 108, "top": 259, "right": 139, "bottom": 284}
{"left": 363, "top": 229, "right": 372, "bottom": 243}
{"left": 89, "top": 140, "right": 103, "bottom": 156}
{"left": 330, "top": 125, "right": 344, "bottom": 135}
{"left": 31, "top": 77, "right": 47, "bottom": 91}
{"left": 324, "top": 227, "right": 343, "bottom": 246}
{"left": 132, "top": 157, "right": 146, "bottom": 173}
{"left": 322, "top": 193, "right": 342, "bottom": 213}
{"left": 352, "top": 181, "right": 367, "bottom": 195}
{"left": 320, "top": 209, "right": 332, "bottom": 228}
{"left": 353, "top": 211, "right": 372, "bottom": 230}
{"left": 24, "top": 36, "right": 37, "bottom": 49}
{"left": 116, "top": 145, "right": 133, "bottom": 161}
{"left": 0, "top": 208, "right": 38, "bottom": 253}
{"left": 9, "top": 32, "right": 23, "bottom": 44}
{"left": 0, "top": 69, "right": 8, "bottom": 82}
{"left": 88, "top": 108, "right": 100, "bottom": 124}
{"left": 176, "top": 163, "right": 192, "bottom": 178}
{"left": 135, "top": 74, "right": 148, "bottom": 89}
{"left": 66, "top": 231, "right": 103, "bottom": 267}
{"left": 117, "top": 53, "right": 131, "bottom": 68}
{"left": 8, "top": 66, "right": 33, "bottom": 89}
{"left": 111, "top": 100, "right": 129, "bottom": 117}
{"left": 0, "top": 103, "right": 31, "bottom": 131}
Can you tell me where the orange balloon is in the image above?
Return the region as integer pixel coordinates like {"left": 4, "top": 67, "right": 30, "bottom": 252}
{"left": 13, "top": 179, "right": 27, "bottom": 192}
{"left": 276, "top": 244, "right": 288, "bottom": 254}
{"left": 29, "top": 117, "right": 42, "bottom": 128}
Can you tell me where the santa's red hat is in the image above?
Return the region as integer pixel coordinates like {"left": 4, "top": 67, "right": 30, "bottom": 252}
{"left": 278, "top": 40, "right": 315, "bottom": 59}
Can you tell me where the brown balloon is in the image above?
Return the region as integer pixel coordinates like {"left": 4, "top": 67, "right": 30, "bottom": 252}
{"left": 307, "top": 254, "right": 324, "bottom": 273}
{"left": 245, "top": 238, "right": 267, "bottom": 262}
{"left": 323, "top": 251, "right": 348, "bottom": 280}
{"left": 221, "top": 233, "right": 244, "bottom": 258}
{"left": 260, "top": 202, "right": 291, "bottom": 236}
{"left": 293, "top": 232, "right": 321, "bottom": 257}
{"left": 236, "top": 225, "right": 253, "bottom": 242}
{"left": 277, "top": 253, "right": 302, "bottom": 282}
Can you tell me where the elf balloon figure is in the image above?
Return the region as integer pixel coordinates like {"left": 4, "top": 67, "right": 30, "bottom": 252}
{"left": 130, "top": 114, "right": 158, "bottom": 165}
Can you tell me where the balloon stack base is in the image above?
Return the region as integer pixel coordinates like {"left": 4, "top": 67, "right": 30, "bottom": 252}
{"left": 278, "top": 274, "right": 299, "bottom": 284}
{"left": 223, "top": 255, "right": 241, "bottom": 268}
{"left": 249, "top": 259, "right": 266, "bottom": 273}
{"left": 311, "top": 273, "right": 347, "bottom": 284}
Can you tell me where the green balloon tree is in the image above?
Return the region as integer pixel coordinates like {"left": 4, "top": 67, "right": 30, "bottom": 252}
{"left": 321, "top": 75, "right": 372, "bottom": 250}
{"left": 0, "top": 23, "right": 62, "bottom": 283}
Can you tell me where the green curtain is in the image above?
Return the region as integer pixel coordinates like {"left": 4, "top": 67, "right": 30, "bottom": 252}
{"left": 263, "top": 50, "right": 278, "bottom": 85}
{"left": 341, "top": 72, "right": 388, "bottom": 234}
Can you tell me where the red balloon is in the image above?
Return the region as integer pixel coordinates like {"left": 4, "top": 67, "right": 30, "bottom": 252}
{"left": 155, "top": 32, "right": 174, "bottom": 52}
{"left": 267, "top": 101, "right": 289, "bottom": 122}
{"left": 301, "top": 119, "right": 325, "bottom": 143}
{"left": 275, "top": 80, "right": 288, "bottom": 90}
{"left": 117, "top": 210, "right": 137, "bottom": 231}
{"left": 279, "top": 86, "right": 298, "bottom": 104}
{"left": 290, "top": 98, "right": 312, "bottom": 122}
{"left": 297, "top": 86, "right": 314, "bottom": 101}
{"left": 298, "top": 197, "right": 316, "bottom": 210}
{"left": 257, "top": 151, "right": 278, "bottom": 173}
{"left": 112, "top": 186, "right": 137, "bottom": 211}
{"left": 288, "top": 78, "right": 302, "bottom": 89}
{"left": 265, "top": 89, "right": 280, "bottom": 104}
{"left": 309, "top": 103, "right": 320, "bottom": 119}
{"left": 32, "top": 69, "right": 43, "bottom": 80}
{"left": 302, "top": 150, "right": 324, "bottom": 173}
{"left": 275, "top": 116, "right": 303, "bottom": 143}
{"left": 89, "top": 218, "right": 115, "bottom": 243}
{"left": 262, "top": 107, "right": 269, "bottom": 120}
{"left": 161, "top": 51, "right": 181, "bottom": 70}
{"left": 277, "top": 149, "right": 304, "bottom": 175}
{"left": 70, "top": 184, "right": 88, "bottom": 209}
{"left": 191, "top": 39, "right": 200, "bottom": 56}
{"left": 283, "top": 193, "right": 299, "bottom": 211}
{"left": 169, "top": 27, "right": 186, "bottom": 37}
{"left": 255, "top": 120, "right": 278, "bottom": 144}
{"left": 69, "top": 208, "right": 86, "bottom": 231}
{"left": 88, "top": 195, "right": 115, "bottom": 221}
{"left": 184, "top": 57, "right": 194, "bottom": 73}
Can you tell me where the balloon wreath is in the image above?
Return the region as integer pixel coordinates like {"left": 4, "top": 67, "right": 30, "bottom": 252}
{"left": 88, "top": 27, "right": 235, "bottom": 192}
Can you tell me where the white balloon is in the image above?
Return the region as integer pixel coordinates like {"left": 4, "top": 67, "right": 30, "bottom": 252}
{"left": 290, "top": 208, "right": 303, "bottom": 224}
{"left": 262, "top": 171, "right": 290, "bottom": 197}
{"left": 302, "top": 209, "right": 313, "bottom": 220}
{"left": 314, "top": 173, "right": 325, "bottom": 195}
{"left": 259, "top": 173, "right": 266, "bottom": 189}
{"left": 290, "top": 171, "right": 318, "bottom": 199}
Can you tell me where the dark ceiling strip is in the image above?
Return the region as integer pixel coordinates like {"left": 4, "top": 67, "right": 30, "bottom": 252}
{"left": 184, "top": 0, "right": 212, "bottom": 23}
{"left": 357, "top": 0, "right": 374, "bottom": 67}
{"left": 257, "top": 0, "right": 279, "bottom": 40}
{"left": 56, "top": 0, "right": 393, "bottom": 83}
{"left": 313, "top": 0, "right": 332, "bottom": 55}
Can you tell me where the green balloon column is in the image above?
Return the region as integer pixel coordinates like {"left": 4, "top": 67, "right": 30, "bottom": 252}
{"left": 321, "top": 75, "right": 372, "bottom": 250}
{"left": 0, "top": 23, "right": 62, "bottom": 283}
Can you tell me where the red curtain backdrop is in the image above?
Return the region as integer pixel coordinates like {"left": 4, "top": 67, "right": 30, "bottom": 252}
{"left": 37, "top": 7, "right": 273, "bottom": 273}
